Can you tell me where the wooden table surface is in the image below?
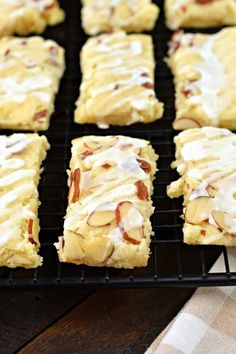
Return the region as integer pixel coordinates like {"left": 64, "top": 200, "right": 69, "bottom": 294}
{"left": 1, "top": 287, "right": 195, "bottom": 354}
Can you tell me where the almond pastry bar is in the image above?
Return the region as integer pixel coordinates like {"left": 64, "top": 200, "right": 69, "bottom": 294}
{"left": 0, "top": 36, "right": 65, "bottom": 131}
{"left": 74, "top": 31, "right": 164, "bottom": 128}
{"left": 0, "top": 0, "right": 65, "bottom": 36}
{"left": 0, "top": 133, "right": 49, "bottom": 268}
{"left": 165, "top": 0, "right": 236, "bottom": 30}
{"left": 81, "top": 0, "right": 159, "bottom": 35}
{"left": 167, "top": 27, "right": 236, "bottom": 130}
{"left": 56, "top": 135, "right": 158, "bottom": 268}
{"left": 167, "top": 127, "right": 236, "bottom": 246}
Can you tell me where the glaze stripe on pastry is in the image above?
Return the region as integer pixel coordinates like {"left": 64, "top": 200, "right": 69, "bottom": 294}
{"left": 81, "top": 0, "right": 159, "bottom": 35}
{"left": 0, "top": 36, "right": 65, "bottom": 131}
{"left": 74, "top": 31, "right": 164, "bottom": 128}
{"left": 56, "top": 135, "right": 158, "bottom": 269}
{"left": 0, "top": 133, "right": 49, "bottom": 268}
{"left": 0, "top": 0, "right": 65, "bottom": 36}
{"left": 165, "top": 0, "right": 236, "bottom": 30}
{"left": 167, "top": 127, "right": 236, "bottom": 246}
{"left": 167, "top": 27, "right": 236, "bottom": 130}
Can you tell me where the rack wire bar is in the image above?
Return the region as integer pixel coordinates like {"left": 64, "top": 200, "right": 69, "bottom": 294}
{"left": 0, "top": 0, "right": 235, "bottom": 289}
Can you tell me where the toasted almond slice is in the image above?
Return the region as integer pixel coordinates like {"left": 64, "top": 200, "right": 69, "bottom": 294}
{"left": 170, "top": 30, "right": 183, "bottom": 52}
{"left": 68, "top": 168, "right": 80, "bottom": 204}
{"left": 212, "top": 210, "right": 236, "bottom": 234}
{"left": 108, "top": 136, "right": 119, "bottom": 147}
{"left": 185, "top": 197, "right": 215, "bottom": 224}
{"left": 28, "top": 218, "right": 37, "bottom": 246}
{"left": 173, "top": 118, "right": 201, "bottom": 130}
{"left": 62, "top": 231, "right": 84, "bottom": 260}
{"left": 137, "top": 159, "right": 151, "bottom": 173}
{"left": 120, "top": 143, "right": 133, "bottom": 151}
{"left": 116, "top": 202, "right": 144, "bottom": 244}
{"left": 135, "top": 180, "right": 149, "bottom": 201}
{"left": 83, "top": 237, "right": 114, "bottom": 262}
{"left": 206, "top": 184, "right": 218, "bottom": 197}
{"left": 80, "top": 150, "right": 93, "bottom": 159}
{"left": 196, "top": 0, "right": 215, "bottom": 4}
{"left": 84, "top": 141, "right": 102, "bottom": 150}
{"left": 87, "top": 203, "right": 116, "bottom": 227}
{"left": 124, "top": 227, "right": 144, "bottom": 245}
{"left": 116, "top": 201, "right": 133, "bottom": 225}
{"left": 102, "top": 163, "right": 112, "bottom": 169}
{"left": 28, "top": 218, "right": 33, "bottom": 236}
{"left": 34, "top": 109, "right": 48, "bottom": 122}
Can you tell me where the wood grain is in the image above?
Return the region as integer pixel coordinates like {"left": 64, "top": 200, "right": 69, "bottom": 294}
{"left": 19, "top": 288, "right": 194, "bottom": 354}
{"left": 0, "top": 289, "right": 92, "bottom": 354}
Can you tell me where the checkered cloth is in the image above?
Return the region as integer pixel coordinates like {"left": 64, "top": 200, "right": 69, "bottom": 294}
{"left": 146, "top": 249, "right": 236, "bottom": 354}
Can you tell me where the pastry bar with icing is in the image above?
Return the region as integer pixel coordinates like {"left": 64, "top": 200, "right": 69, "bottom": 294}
{"left": 167, "top": 27, "right": 236, "bottom": 130}
{"left": 167, "top": 127, "right": 236, "bottom": 246}
{"left": 56, "top": 135, "right": 158, "bottom": 268}
{"left": 74, "top": 31, "right": 164, "bottom": 129}
{"left": 81, "top": 0, "right": 159, "bottom": 35}
{"left": 165, "top": 0, "right": 236, "bottom": 30}
{"left": 0, "top": 36, "right": 65, "bottom": 131}
{"left": 0, "top": 133, "right": 49, "bottom": 268}
{"left": 0, "top": 0, "right": 65, "bottom": 36}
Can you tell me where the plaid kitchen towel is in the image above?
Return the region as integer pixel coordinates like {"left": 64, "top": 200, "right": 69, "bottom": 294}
{"left": 146, "top": 249, "right": 236, "bottom": 354}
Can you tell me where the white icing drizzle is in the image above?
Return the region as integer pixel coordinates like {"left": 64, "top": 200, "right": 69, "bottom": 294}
{"left": 0, "top": 76, "right": 52, "bottom": 103}
{"left": 83, "top": 0, "right": 149, "bottom": 30}
{"left": 171, "top": 0, "right": 192, "bottom": 10}
{"left": 188, "top": 34, "right": 227, "bottom": 125}
{"left": 0, "top": 36, "right": 63, "bottom": 107}
{"left": 80, "top": 32, "right": 157, "bottom": 128}
{"left": 0, "top": 169, "right": 36, "bottom": 186}
{"left": 120, "top": 207, "right": 143, "bottom": 230}
{"left": 175, "top": 30, "right": 236, "bottom": 125}
{"left": 0, "top": 134, "right": 38, "bottom": 246}
{"left": 178, "top": 127, "right": 236, "bottom": 235}
{"left": 107, "top": 228, "right": 123, "bottom": 246}
{"left": 1, "top": 0, "right": 56, "bottom": 14}
{"left": 64, "top": 136, "right": 153, "bottom": 246}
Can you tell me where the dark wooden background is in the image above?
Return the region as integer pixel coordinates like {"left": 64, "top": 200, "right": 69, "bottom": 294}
{"left": 1, "top": 287, "right": 194, "bottom": 353}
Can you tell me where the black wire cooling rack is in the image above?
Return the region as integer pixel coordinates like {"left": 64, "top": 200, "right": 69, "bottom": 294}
{"left": 0, "top": 0, "right": 236, "bottom": 289}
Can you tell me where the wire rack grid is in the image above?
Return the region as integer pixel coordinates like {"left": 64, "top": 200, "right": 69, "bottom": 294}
{"left": 0, "top": 0, "right": 235, "bottom": 289}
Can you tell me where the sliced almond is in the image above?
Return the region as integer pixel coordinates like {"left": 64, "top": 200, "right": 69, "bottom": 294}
{"left": 102, "top": 163, "right": 112, "bottom": 169}
{"left": 80, "top": 150, "right": 93, "bottom": 159}
{"left": 87, "top": 203, "right": 116, "bottom": 227}
{"left": 28, "top": 218, "right": 33, "bottom": 236}
{"left": 173, "top": 118, "right": 201, "bottom": 130}
{"left": 137, "top": 159, "right": 151, "bottom": 173}
{"left": 62, "top": 231, "right": 84, "bottom": 260}
{"left": 196, "top": 0, "right": 214, "bottom": 4}
{"left": 34, "top": 109, "right": 48, "bottom": 122}
{"left": 116, "top": 202, "right": 144, "bottom": 245}
{"left": 116, "top": 201, "right": 133, "bottom": 225}
{"left": 84, "top": 141, "right": 102, "bottom": 151}
{"left": 212, "top": 210, "right": 236, "bottom": 234}
{"left": 108, "top": 136, "right": 119, "bottom": 147}
{"left": 83, "top": 237, "right": 114, "bottom": 263}
{"left": 124, "top": 227, "right": 144, "bottom": 245}
{"left": 135, "top": 180, "right": 149, "bottom": 201}
{"left": 206, "top": 184, "right": 218, "bottom": 197}
{"left": 68, "top": 168, "right": 80, "bottom": 204}
{"left": 142, "top": 82, "right": 154, "bottom": 89}
{"left": 185, "top": 197, "right": 215, "bottom": 225}
{"left": 170, "top": 30, "right": 183, "bottom": 52}
{"left": 28, "top": 218, "right": 37, "bottom": 245}
{"left": 120, "top": 143, "right": 133, "bottom": 151}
